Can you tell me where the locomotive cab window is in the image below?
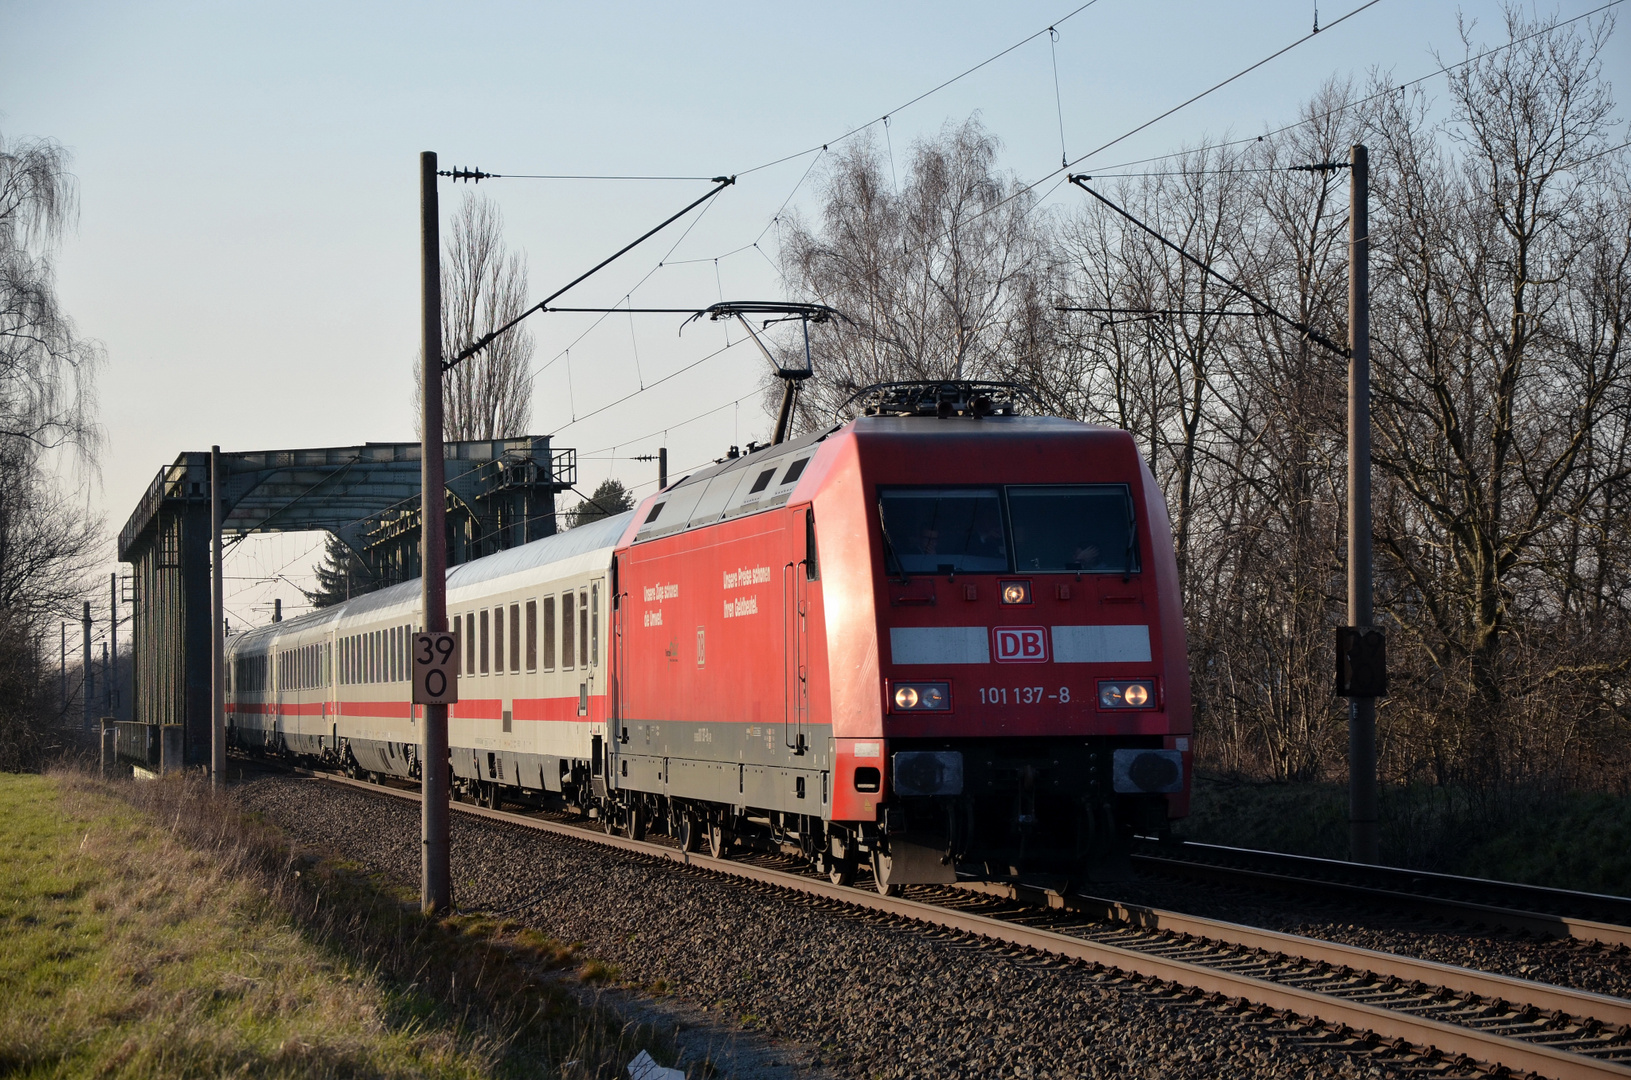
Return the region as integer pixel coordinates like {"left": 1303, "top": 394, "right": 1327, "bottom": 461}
{"left": 878, "top": 487, "right": 1007, "bottom": 573}
{"left": 1009, "top": 485, "right": 1139, "bottom": 574}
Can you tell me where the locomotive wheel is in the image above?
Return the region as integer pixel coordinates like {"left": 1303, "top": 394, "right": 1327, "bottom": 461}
{"left": 871, "top": 849, "right": 903, "bottom": 897}
{"left": 677, "top": 811, "right": 703, "bottom": 853}
{"left": 827, "top": 852, "right": 856, "bottom": 887}
{"left": 707, "top": 820, "right": 730, "bottom": 859}
{"left": 628, "top": 802, "right": 646, "bottom": 842}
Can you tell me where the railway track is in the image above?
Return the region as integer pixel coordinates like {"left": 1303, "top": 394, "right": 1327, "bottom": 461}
{"left": 1133, "top": 840, "right": 1631, "bottom": 949}
{"left": 269, "top": 764, "right": 1631, "bottom": 1080}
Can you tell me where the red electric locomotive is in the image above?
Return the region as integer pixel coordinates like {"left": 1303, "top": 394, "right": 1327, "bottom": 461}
{"left": 608, "top": 381, "right": 1191, "bottom": 889}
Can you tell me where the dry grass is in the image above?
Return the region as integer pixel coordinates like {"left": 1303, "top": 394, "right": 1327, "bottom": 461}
{"left": 0, "top": 767, "right": 687, "bottom": 1079}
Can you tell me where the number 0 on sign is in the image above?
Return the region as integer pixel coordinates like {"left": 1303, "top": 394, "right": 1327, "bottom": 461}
{"left": 413, "top": 632, "right": 459, "bottom": 705}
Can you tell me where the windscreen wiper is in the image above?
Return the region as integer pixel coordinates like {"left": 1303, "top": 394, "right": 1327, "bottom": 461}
{"left": 877, "top": 509, "right": 910, "bottom": 584}
{"left": 1124, "top": 492, "right": 1138, "bottom": 582}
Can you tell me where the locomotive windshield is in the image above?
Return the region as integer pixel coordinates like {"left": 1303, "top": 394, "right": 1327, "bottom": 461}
{"left": 879, "top": 488, "right": 1008, "bottom": 573}
{"left": 879, "top": 484, "right": 1137, "bottom": 575}
{"left": 1008, "top": 485, "right": 1138, "bottom": 573}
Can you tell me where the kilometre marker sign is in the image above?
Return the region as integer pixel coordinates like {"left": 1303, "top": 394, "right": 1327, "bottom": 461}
{"left": 413, "top": 632, "right": 459, "bottom": 705}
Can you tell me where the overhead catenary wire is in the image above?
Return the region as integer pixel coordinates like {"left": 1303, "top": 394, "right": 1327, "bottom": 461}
{"left": 524, "top": 0, "right": 1506, "bottom": 455}
{"left": 531, "top": 0, "right": 1602, "bottom": 448}
{"left": 448, "top": 176, "right": 735, "bottom": 370}
{"left": 735, "top": 0, "right": 1106, "bottom": 179}
{"left": 550, "top": 335, "right": 752, "bottom": 436}
{"left": 704, "top": 0, "right": 1387, "bottom": 321}
{"left": 478, "top": 173, "right": 725, "bottom": 181}
{"left": 513, "top": 0, "right": 1178, "bottom": 419}
{"left": 1062, "top": 0, "right": 1382, "bottom": 171}
{"left": 584, "top": 392, "right": 762, "bottom": 457}
{"left": 1049, "top": 27, "right": 1068, "bottom": 168}
{"left": 1067, "top": 175, "right": 1350, "bottom": 358}
{"left": 1075, "top": 0, "right": 1624, "bottom": 177}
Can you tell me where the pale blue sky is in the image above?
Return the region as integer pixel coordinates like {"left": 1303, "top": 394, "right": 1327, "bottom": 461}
{"left": 3, "top": 0, "right": 1625, "bottom": 625}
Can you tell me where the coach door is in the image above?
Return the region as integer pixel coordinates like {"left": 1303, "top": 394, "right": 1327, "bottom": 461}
{"left": 783, "top": 506, "right": 812, "bottom": 756}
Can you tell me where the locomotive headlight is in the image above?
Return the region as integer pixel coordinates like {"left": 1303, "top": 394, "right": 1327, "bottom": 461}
{"left": 1001, "top": 580, "right": 1032, "bottom": 605}
{"left": 891, "top": 681, "right": 951, "bottom": 712}
{"left": 1098, "top": 679, "right": 1157, "bottom": 709}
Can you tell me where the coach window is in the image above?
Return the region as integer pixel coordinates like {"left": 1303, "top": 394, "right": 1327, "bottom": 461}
{"left": 480, "top": 610, "right": 490, "bottom": 675}
{"left": 578, "top": 589, "right": 589, "bottom": 669}
{"left": 590, "top": 584, "right": 600, "bottom": 667}
{"left": 525, "top": 600, "right": 537, "bottom": 672}
{"left": 508, "top": 603, "right": 521, "bottom": 672}
{"left": 543, "top": 597, "right": 556, "bottom": 672}
{"left": 490, "top": 611, "right": 503, "bottom": 679}
{"left": 462, "top": 613, "right": 473, "bottom": 675}
{"left": 562, "top": 592, "right": 575, "bottom": 672}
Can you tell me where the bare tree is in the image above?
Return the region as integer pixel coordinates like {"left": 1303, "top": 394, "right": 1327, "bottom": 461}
{"left": 1366, "top": 8, "right": 1631, "bottom": 784}
{"left": 776, "top": 118, "right": 1058, "bottom": 430}
{"left": 0, "top": 132, "right": 100, "bottom": 461}
{"left": 0, "top": 130, "right": 104, "bottom": 768}
{"left": 417, "top": 193, "right": 533, "bottom": 441}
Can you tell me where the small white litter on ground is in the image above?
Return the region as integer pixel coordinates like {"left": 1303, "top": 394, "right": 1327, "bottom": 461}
{"left": 627, "top": 1049, "right": 686, "bottom": 1080}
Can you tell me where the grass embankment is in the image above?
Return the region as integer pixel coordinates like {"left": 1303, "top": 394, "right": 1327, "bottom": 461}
{"left": 0, "top": 769, "right": 678, "bottom": 1079}
{"left": 1184, "top": 773, "right": 1631, "bottom": 895}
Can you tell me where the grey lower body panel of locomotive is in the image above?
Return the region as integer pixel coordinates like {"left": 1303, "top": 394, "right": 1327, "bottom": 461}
{"left": 610, "top": 718, "right": 835, "bottom": 819}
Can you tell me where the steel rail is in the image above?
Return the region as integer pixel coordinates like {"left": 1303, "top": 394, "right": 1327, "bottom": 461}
{"left": 1135, "top": 851, "right": 1631, "bottom": 949}
{"left": 291, "top": 769, "right": 1631, "bottom": 1080}
{"left": 1145, "top": 840, "right": 1631, "bottom": 923}
{"left": 960, "top": 880, "right": 1631, "bottom": 1030}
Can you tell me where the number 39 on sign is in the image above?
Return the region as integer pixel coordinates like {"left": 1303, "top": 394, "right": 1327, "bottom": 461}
{"left": 413, "top": 632, "right": 459, "bottom": 705}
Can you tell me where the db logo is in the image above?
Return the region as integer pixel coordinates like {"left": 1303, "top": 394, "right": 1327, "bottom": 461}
{"left": 993, "top": 626, "right": 1049, "bottom": 663}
